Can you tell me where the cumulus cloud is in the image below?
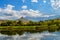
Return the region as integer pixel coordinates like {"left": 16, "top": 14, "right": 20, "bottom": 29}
{"left": 41, "top": 14, "right": 55, "bottom": 18}
{"left": 50, "top": 0, "right": 60, "bottom": 10}
{"left": 43, "top": 0, "right": 46, "bottom": 3}
{"left": 22, "top": 5, "right": 27, "bottom": 9}
{"left": 0, "top": 4, "right": 55, "bottom": 20}
{"left": 6, "top": 4, "right": 14, "bottom": 10}
{"left": 22, "top": 0, "right": 25, "bottom": 3}
{"left": 0, "top": 4, "right": 18, "bottom": 20}
{"left": 19, "top": 9, "right": 42, "bottom": 17}
{"left": 31, "top": 0, "right": 38, "bottom": 3}
{"left": 19, "top": 9, "right": 55, "bottom": 18}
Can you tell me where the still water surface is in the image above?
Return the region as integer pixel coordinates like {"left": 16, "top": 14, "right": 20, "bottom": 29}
{"left": 0, "top": 31, "right": 60, "bottom": 40}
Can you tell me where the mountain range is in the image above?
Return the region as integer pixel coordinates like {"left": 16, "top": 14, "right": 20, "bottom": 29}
{"left": 17, "top": 15, "right": 60, "bottom": 21}
{"left": 0, "top": 14, "right": 59, "bottom": 22}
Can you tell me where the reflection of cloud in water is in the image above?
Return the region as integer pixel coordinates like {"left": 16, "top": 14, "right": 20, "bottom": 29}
{"left": 0, "top": 32, "right": 60, "bottom": 40}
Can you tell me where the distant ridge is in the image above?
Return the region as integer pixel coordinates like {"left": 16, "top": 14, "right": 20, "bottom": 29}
{"left": 0, "top": 15, "right": 60, "bottom": 21}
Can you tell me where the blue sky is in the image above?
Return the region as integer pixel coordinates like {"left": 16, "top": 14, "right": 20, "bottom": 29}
{"left": 0, "top": 0, "right": 60, "bottom": 20}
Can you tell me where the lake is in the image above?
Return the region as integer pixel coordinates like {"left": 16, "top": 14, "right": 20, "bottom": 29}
{"left": 0, "top": 31, "right": 60, "bottom": 40}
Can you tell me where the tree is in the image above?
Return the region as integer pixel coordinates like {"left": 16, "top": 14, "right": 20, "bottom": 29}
{"left": 16, "top": 20, "right": 23, "bottom": 26}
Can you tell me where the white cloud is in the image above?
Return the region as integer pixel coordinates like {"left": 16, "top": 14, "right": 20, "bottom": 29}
{"left": 41, "top": 14, "right": 55, "bottom": 17}
{"left": 22, "top": 5, "right": 27, "bottom": 9}
{"left": 0, "top": 4, "right": 18, "bottom": 20}
{"left": 0, "top": 4, "right": 55, "bottom": 20}
{"left": 22, "top": 0, "right": 25, "bottom": 3}
{"left": 19, "top": 9, "right": 55, "bottom": 18}
{"left": 50, "top": 0, "right": 60, "bottom": 10}
{"left": 43, "top": 0, "right": 46, "bottom": 3}
{"left": 6, "top": 4, "right": 14, "bottom": 10}
{"left": 19, "top": 9, "right": 42, "bottom": 17}
{"left": 31, "top": 0, "right": 38, "bottom": 3}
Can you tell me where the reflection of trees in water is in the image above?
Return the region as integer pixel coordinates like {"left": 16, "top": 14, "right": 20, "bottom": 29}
{"left": 0, "top": 32, "right": 59, "bottom": 40}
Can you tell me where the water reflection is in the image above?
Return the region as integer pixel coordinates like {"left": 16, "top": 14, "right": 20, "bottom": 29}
{"left": 0, "top": 32, "right": 60, "bottom": 40}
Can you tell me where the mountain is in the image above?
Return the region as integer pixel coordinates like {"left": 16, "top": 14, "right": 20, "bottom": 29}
{"left": 17, "top": 17, "right": 29, "bottom": 22}
{"left": 25, "top": 15, "right": 60, "bottom": 21}
{"left": 0, "top": 15, "right": 60, "bottom": 22}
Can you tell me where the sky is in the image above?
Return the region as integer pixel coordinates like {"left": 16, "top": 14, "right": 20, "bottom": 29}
{"left": 0, "top": 0, "right": 60, "bottom": 20}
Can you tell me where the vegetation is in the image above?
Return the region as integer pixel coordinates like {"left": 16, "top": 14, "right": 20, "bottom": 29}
{"left": 0, "top": 19, "right": 60, "bottom": 35}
